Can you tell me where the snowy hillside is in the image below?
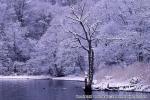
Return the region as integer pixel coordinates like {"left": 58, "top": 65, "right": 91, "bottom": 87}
{"left": 0, "top": 0, "right": 150, "bottom": 92}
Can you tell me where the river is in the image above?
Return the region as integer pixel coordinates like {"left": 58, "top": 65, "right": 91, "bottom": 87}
{"left": 0, "top": 79, "right": 149, "bottom": 100}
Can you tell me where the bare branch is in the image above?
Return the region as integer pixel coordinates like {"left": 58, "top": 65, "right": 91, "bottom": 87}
{"left": 69, "top": 31, "right": 89, "bottom": 51}
{"left": 80, "top": 2, "right": 86, "bottom": 19}
{"left": 70, "top": 6, "right": 80, "bottom": 20}
{"left": 82, "top": 13, "right": 90, "bottom": 22}
{"left": 67, "top": 29, "right": 88, "bottom": 51}
{"left": 66, "top": 16, "right": 80, "bottom": 22}
{"left": 90, "top": 22, "right": 101, "bottom": 37}
{"left": 68, "top": 30, "right": 87, "bottom": 40}
{"left": 86, "top": 23, "right": 91, "bottom": 34}
{"left": 144, "top": 47, "right": 150, "bottom": 52}
{"left": 77, "top": 38, "right": 89, "bottom": 52}
{"left": 76, "top": 34, "right": 87, "bottom": 40}
{"left": 85, "top": 23, "right": 92, "bottom": 40}
{"left": 79, "top": 21, "right": 89, "bottom": 41}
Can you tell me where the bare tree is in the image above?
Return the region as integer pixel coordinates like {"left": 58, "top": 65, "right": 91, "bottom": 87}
{"left": 66, "top": 3, "right": 100, "bottom": 92}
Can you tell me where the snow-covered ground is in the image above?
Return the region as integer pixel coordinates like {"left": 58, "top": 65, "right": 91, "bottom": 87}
{"left": 0, "top": 75, "right": 51, "bottom": 80}
{"left": 0, "top": 75, "right": 84, "bottom": 81}
{"left": 52, "top": 75, "right": 150, "bottom": 93}
{"left": 93, "top": 76, "right": 150, "bottom": 93}
{"left": 52, "top": 75, "right": 85, "bottom": 82}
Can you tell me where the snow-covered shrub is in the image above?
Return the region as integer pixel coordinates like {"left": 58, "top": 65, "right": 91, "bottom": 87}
{"left": 95, "top": 62, "right": 150, "bottom": 84}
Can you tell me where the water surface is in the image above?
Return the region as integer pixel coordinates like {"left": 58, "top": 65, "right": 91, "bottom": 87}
{"left": 0, "top": 79, "right": 149, "bottom": 100}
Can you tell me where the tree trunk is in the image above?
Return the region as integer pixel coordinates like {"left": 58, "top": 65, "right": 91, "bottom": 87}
{"left": 85, "top": 41, "right": 94, "bottom": 95}
{"left": 138, "top": 52, "right": 143, "bottom": 62}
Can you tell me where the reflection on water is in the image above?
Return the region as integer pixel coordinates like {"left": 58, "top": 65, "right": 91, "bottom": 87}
{"left": 0, "top": 79, "right": 84, "bottom": 100}
{"left": 0, "top": 79, "right": 149, "bottom": 100}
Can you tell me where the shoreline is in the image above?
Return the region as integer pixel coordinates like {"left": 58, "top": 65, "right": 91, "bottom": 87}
{"left": 0, "top": 75, "right": 149, "bottom": 93}
{"left": 52, "top": 75, "right": 84, "bottom": 82}
{"left": 0, "top": 75, "right": 84, "bottom": 81}
{"left": 0, "top": 75, "right": 52, "bottom": 80}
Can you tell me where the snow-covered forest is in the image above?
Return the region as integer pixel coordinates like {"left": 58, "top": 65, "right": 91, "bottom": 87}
{"left": 0, "top": 0, "right": 150, "bottom": 86}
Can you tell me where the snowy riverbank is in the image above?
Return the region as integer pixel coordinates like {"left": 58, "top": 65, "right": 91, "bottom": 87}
{"left": 0, "top": 75, "right": 51, "bottom": 80}
{"left": 93, "top": 77, "right": 150, "bottom": 93}
{"left": 52, "top": 75, "right": 85, "bottom": 82}
{"left": 0, "top": 75, "right": 84, "bottom": 81}
{"left": 54, "top": 75, "right": 150, "bottom": 93}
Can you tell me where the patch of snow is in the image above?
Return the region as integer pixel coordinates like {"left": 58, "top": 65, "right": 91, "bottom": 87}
{"left": 0, "top": 75, "right": 51, "bottom": 80}
{"left": 0, "top": 75, "right": 85, "bottom": 82}
{"left": 52, "top": 75, "right": 84, "bottom": 82}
